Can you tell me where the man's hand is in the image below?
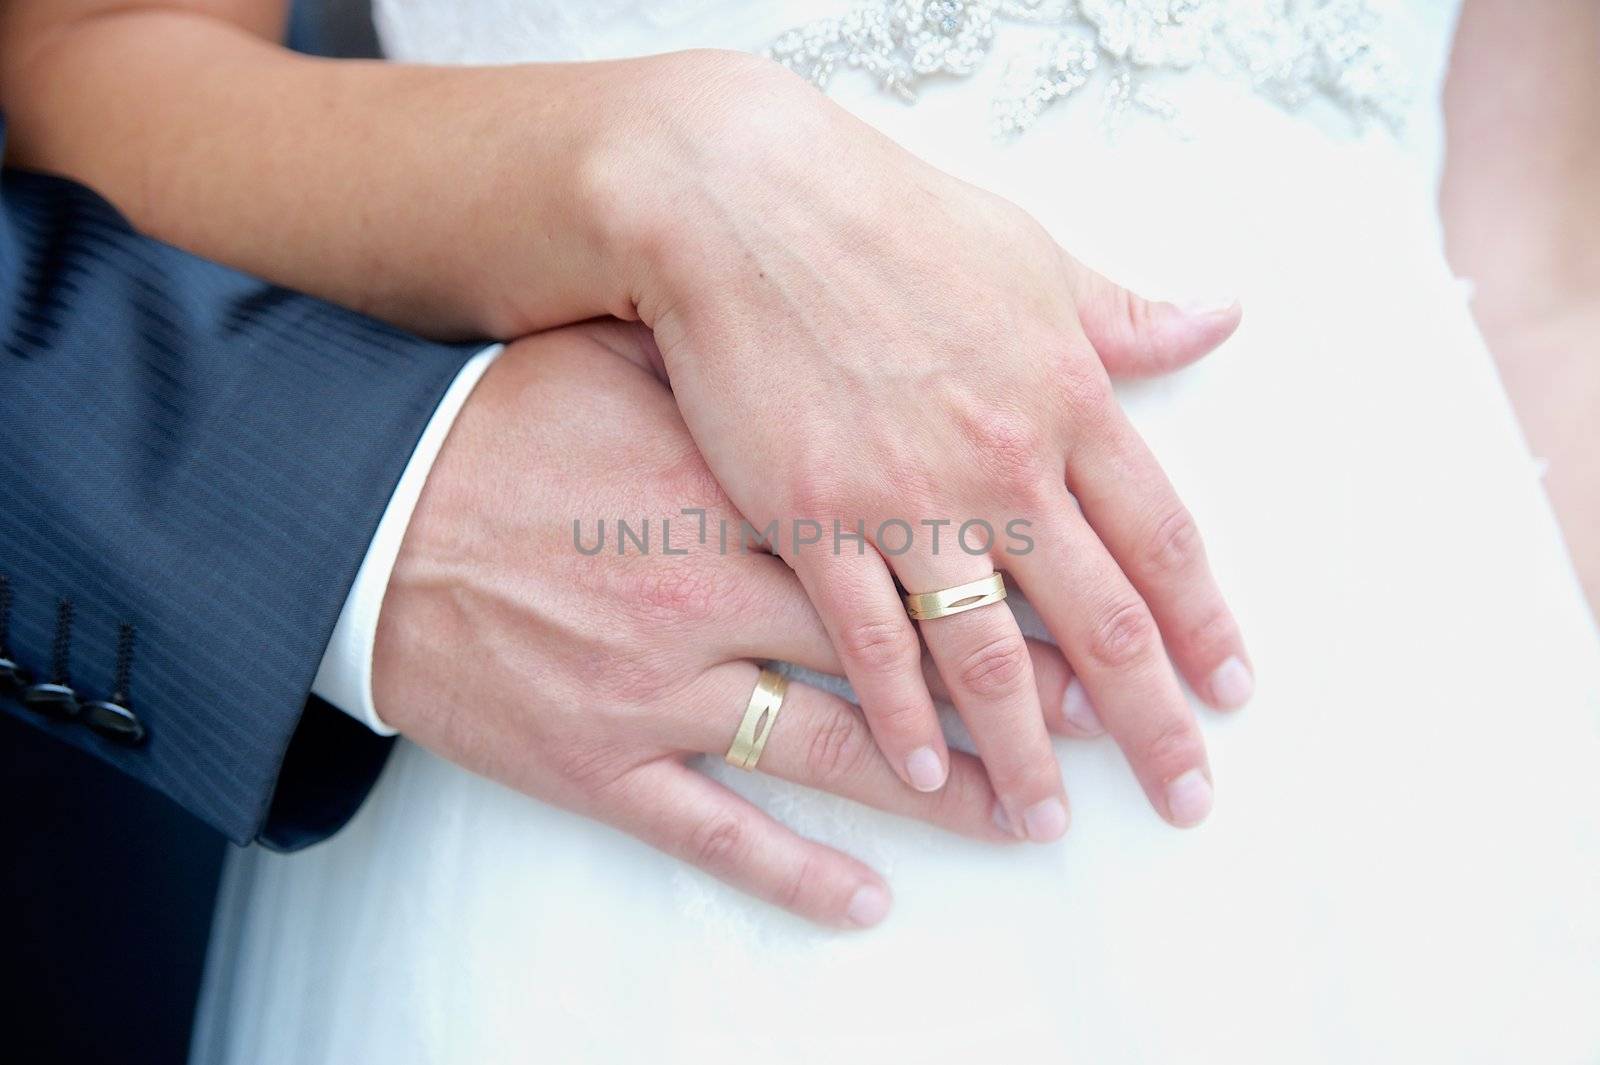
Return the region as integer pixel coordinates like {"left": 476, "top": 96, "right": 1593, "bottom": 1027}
{"left": 370, "top": 321, "right": 1085, "bottom": 927}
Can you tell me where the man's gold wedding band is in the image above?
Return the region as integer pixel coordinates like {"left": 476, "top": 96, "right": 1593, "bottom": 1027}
{"left": 725, "top": 668, "right": 789, "bottom": 772}
{"left": 903, "top": 573, "right": 1007, "bottom": 622}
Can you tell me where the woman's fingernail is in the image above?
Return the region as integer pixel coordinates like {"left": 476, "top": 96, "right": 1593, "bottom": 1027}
{"left": 1022, "top": 797, "right": 1069, "bottom": 842}
{"left": 1165, "top": 769, "right": 1214, "bottom": 827}
{"left": 905, "top": 746, "right": 946, "bottom": 792}
{"left": 1208, "top": 655, "right": 1255, "bottom": 709}
{"left": 1175, "top": 295, "right": 1239, "bottom": 316}
{"left": 846, "top": 884, "right": 892, "bottom": 928}
{"left": 1061, "top": 677, "right": 1103, "bottom": 735}
{"left": 992, "top": 801, "right": 1023, "bottom": 839}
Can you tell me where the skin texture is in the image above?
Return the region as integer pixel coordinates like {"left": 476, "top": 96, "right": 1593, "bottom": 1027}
{"left": 372, "top": 320, "right": 1100, "bottom": 926}
{"left": 0, "top": 2, "right": 1255, "bottom": 833}
{"left": 1441, "top": 0, "right": 1600, "bottom": 620}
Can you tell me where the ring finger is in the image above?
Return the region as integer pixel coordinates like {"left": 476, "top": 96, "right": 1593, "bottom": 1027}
{"left": 674, "top": 663, "right": 1015, "bottom": 842}
{"left": 890, "top": 548, "right": 1067, "bottom": 842}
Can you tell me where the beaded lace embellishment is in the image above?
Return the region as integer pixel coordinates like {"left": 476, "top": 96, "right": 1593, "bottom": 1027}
{"left": 768, "top": 0, "right": 1407, "bottom": 135}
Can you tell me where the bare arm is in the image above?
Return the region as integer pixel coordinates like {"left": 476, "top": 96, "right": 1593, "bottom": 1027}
{"left": 1441, "top": 0, "right": 1600, "bottom": 617}
{"left": 0, "top": 0, "right": 626, "bottom": 337}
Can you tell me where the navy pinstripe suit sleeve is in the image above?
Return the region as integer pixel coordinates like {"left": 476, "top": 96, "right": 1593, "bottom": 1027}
{"left": 0, "top": 121, "right": 481, "bottom": 850}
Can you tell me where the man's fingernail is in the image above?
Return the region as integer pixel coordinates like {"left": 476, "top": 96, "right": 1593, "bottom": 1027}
{"left": 1174, "top": 295, "right": 1239, "bottom": 316}
{"left": 1022, "top": 797, "right": 1069, "bottom": 842}
{"left": 846, "top": 884, "right": 891, "bottom": 928}
{"left": 1209, "top": 655, "right": 1255, "bottom": 709}
{"left": 992, "top": 801, "right": 1023, "bottom": 839}
{"left": 1061, "top": 678, "right": 1103, "bottom": 734}
{"left": 1165, "top": 768, "right": 1214, "bottom": 827}
{"left": 905, "top": 746, "right": 945, "bottom": 792}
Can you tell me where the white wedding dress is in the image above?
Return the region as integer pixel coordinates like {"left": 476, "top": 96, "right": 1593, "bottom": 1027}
{"left": 194, "top": 3, "right": 1600, "bottom": 1062}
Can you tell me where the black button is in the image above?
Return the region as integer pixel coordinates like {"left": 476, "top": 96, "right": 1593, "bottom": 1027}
{"left": 24, "top": 682, "right": 80, "bottom": 720}
{"left": 82, "top": 700, "right": 147, "bottom": 746}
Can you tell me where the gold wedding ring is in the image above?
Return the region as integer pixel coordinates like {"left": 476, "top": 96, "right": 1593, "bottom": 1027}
{"left": 903, "top": 573, "right": 1007, "bottom": 622}
{"left": 725, "top": 668, "right": 789, "bottom": 772}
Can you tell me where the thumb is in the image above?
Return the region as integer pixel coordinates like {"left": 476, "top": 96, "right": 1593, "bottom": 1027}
{"left": 1067, "top": 258, "right": 1242, "bottom": 379}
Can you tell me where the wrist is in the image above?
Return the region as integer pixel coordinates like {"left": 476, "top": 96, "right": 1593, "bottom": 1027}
{"left": 574, "top": 49, "right": 811, "bottom": 328}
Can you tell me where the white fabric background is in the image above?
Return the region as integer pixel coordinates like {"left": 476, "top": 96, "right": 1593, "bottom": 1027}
{"left": 195, "top": 3, "right": 1600, "bottom": 1062}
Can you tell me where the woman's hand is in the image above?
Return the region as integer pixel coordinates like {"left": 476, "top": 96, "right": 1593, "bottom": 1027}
{"left": 581, "top": 53, "right": 1254, "bottom": 835}
{"left": 374, "top": 321, "right": 1086, "bottom": 927}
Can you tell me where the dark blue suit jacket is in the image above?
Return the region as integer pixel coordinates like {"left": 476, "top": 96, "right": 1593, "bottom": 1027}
{"left": 0, "top": 117, "right": 478, "bottom": 851}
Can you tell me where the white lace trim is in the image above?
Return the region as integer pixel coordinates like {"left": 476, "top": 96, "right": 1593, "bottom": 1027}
{"left": 768, "top": 0, "right": 1408, "bottom": 136}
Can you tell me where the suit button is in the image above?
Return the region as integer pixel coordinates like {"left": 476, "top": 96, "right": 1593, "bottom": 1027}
{"left": 24, "top": 682, "right": 80, "bottom": 720}
{"left": 0, "top": 656, "right": 31, "bottom": 696}
{"left": 82, "top": 700, "right": 147, "bottom": 746}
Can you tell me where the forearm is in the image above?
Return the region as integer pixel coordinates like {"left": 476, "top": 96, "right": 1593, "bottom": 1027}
{"left": 1475, "top": 302, "right": 1600, "bottom": 613}
{"left": 0, "top": 6, "right": 626, "bottom": 338}
{"left": 1442, "top": 0, "right": 1600, "bottom": 327}
{"left": 1442, "top": 0, "right": 1600, "bottom": 615}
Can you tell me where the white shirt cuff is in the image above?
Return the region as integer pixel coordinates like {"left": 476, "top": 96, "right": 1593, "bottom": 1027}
{"left": 310, "top": 344, "right": 504, "bottom": 734}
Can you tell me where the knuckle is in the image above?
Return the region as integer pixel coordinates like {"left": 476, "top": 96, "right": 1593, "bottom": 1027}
{"left": 686, "top": 814, "right": 750, "bottom": 876}
{"left": 784, "top": 462, "right": 849, "bottom": 523}
{"left": 1085, "top": 598, "right": 1161, "bottom": 669}
{"left": 1004, "top": 767, "right": 1062, "bottom": 807}
{"left": 1143, "top": 505, "right": 1204, "bottom": 576}
{"left": 1182, "top": 603, "right": 1238, "bottom": 661}
{"left": 804, "top": 713, "right": 872, "bottom": 785}
{"left": 960, "top": 411, "right": 1049, "bottom": 493}
{"left": 620, "top": 562, "right": 743, "bottom": 626}
{"left": 1051, "top": 343, "right": 1113, "bottom": 409}
{"left": 985, "top": 745, "right": 1061, "bottom": 805}
{"left": 1140, "top": 717, "right": 1203, "bottom": 778}
{"left": 953, "top": 633, "right": 1032, "bottom": 698}
{"left": 869, "top": 697, "right": 932, "bottom": 738}
{"left": 838, "top": 617, "right": 918, "bottom": 672}
{"left": 775, "top": 853, "right": 817, "bottom": 913}
{"left": 1108, "top": 283, "right": 1152, "bottom": 340}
